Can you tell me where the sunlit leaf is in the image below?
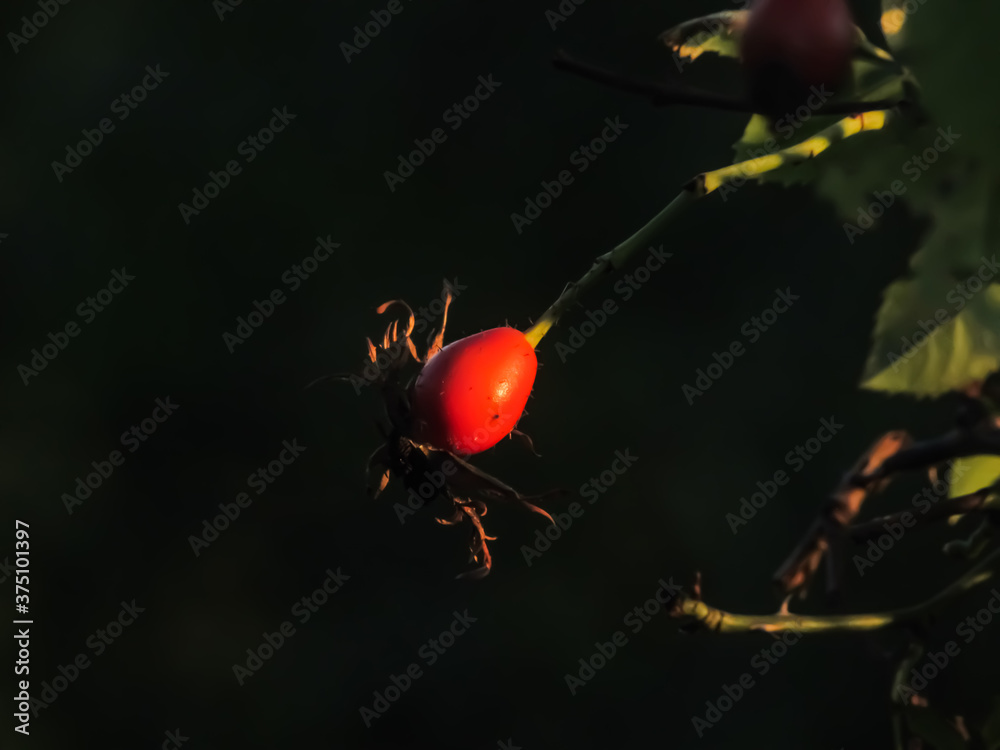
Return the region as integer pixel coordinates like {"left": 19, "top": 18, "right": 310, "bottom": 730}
{"left": 949, "top": 456, "right": 1000, "bottom": 499}
{"left": 862, "top": 279, "right": 1000, "bottom": 396}
{"left": 862, "top": 166, "right": 1000, "bottom": 396}
{"left": 659, "top": 11, "right": 747, "bottom": 63}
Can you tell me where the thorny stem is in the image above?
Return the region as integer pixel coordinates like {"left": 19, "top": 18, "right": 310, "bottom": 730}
{"left": 523, "top": 191, "right": 694, "bottom": 347}
{"left": 671, "top": 546, "right": 1000, "bottom": 634}
{"left": 523, "top": 109, "right": 895, "bottom": 348}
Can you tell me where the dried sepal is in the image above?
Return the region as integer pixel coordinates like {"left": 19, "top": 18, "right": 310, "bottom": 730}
{"left": 393, "top": 438, "right": 564, "bottom": 577}
{"left": 510, "top": 428, "right": 541, "bottom": 457}
{"left": 366, "top": 444, "right": 393, "bottom": 499}
{"left": 405, "top": 337, "right": 420, "bottom": 362}
{"left": 375, "top": 298, "right": 416, "bottom": 338}
{"left": 332, "top": 281, "right": 558, "bottom": 578}
{"left": 456, "top": 503, "right": 497, "bottom": 581}
{"left": 424, "top": 283, "right": 454, "bottom": 362}
{"left": 435, "top": 507, "right": 465, "bottom": 526}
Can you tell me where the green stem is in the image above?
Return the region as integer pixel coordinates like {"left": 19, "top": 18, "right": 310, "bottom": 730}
{"left": 672, "top": 546, "right": 1000, "bottom": 634}
{"left": 523, "top": 190, "right": 695, "bottom": 348}
{"left": 523, "top": 109, "right": 894, "bottom": 348}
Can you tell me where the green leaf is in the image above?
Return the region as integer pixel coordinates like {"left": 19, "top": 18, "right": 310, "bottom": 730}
{"left": 861, "top": 278, "right": 1000, "bottom": 396}
{"left": 949, "top": 457, "right": 1000, "bottom": 499}
{"left": 861, "top": 166, "right": 1000, "bottom": 396}
{"left": 659, "top": 11, "right": 747, "bottom": 63}
{"left": 881, "top": 0, "right": 1000, "bottom": 173}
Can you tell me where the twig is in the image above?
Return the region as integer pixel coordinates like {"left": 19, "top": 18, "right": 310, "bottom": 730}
{"left": 552, "top": 49, "right": 905, "bottom": 116}
{"left": 689, "top": 109, "right": 894, "bottom": 198}
{"left": 553, "top": 49, "right": 752, "bottom": 112}
{"left": 523, "top": 110, "right": 894, "bottom": 348}
{"left": 524, "top": 192, "right": 694, "bottom": 347}
{"left": 849, "top": 488, "right": 999, "bottom": 540}
{"left": 774, "top": 431, "right": 911, "bottom": 598}
{"left": 672, "top": 546, "right": 1000, "bottom": 634}
{"left": 858, "top": 428, "right": 1000, "bottom": 485}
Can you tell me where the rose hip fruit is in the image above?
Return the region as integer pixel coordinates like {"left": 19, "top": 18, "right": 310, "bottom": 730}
{"left": 411, "top": 327, "right": 537, "bottom": 455}
{"left": 740, "top": 0, "right": 855, "bottom": 115}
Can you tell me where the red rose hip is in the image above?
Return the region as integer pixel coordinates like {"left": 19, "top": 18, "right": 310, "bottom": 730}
{"left": 411, "top": 327, "right": 537, "bottom": 455}
{"left": 740, "top": 0, "right": 855, "bottom": 115}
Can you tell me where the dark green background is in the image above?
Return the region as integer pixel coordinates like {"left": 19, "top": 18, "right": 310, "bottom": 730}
{"left": 3, "top": 1, "right": 995, "bottom": 748}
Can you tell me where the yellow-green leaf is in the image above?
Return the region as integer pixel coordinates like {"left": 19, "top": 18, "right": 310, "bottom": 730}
{"left": 949, "top": 456, "right": 1000, "bottom": 499}
{"left": 862, "top": 280, "right": 1000, "bottom": 396}
{"left": 659, "top": 11, "right": 747, "bottom": 63}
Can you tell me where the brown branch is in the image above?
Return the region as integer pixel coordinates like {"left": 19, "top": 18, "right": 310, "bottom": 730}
{"left": 773, "top": 431, "right": 912, "bottom": 598}
{"left": 552, "top": 49, "right": 906, "bottom": 116}
{"left": 774, "top": 422, "right": 1000, "bottom": 599}
{"left": 857, "top": 428, "right": 1000, "bottom": 485}
{"left": 553, "top": 49, "right": 752, "bottom": 112}
{"left": 848, "top": 488, "right": 999, "bottom": 541}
